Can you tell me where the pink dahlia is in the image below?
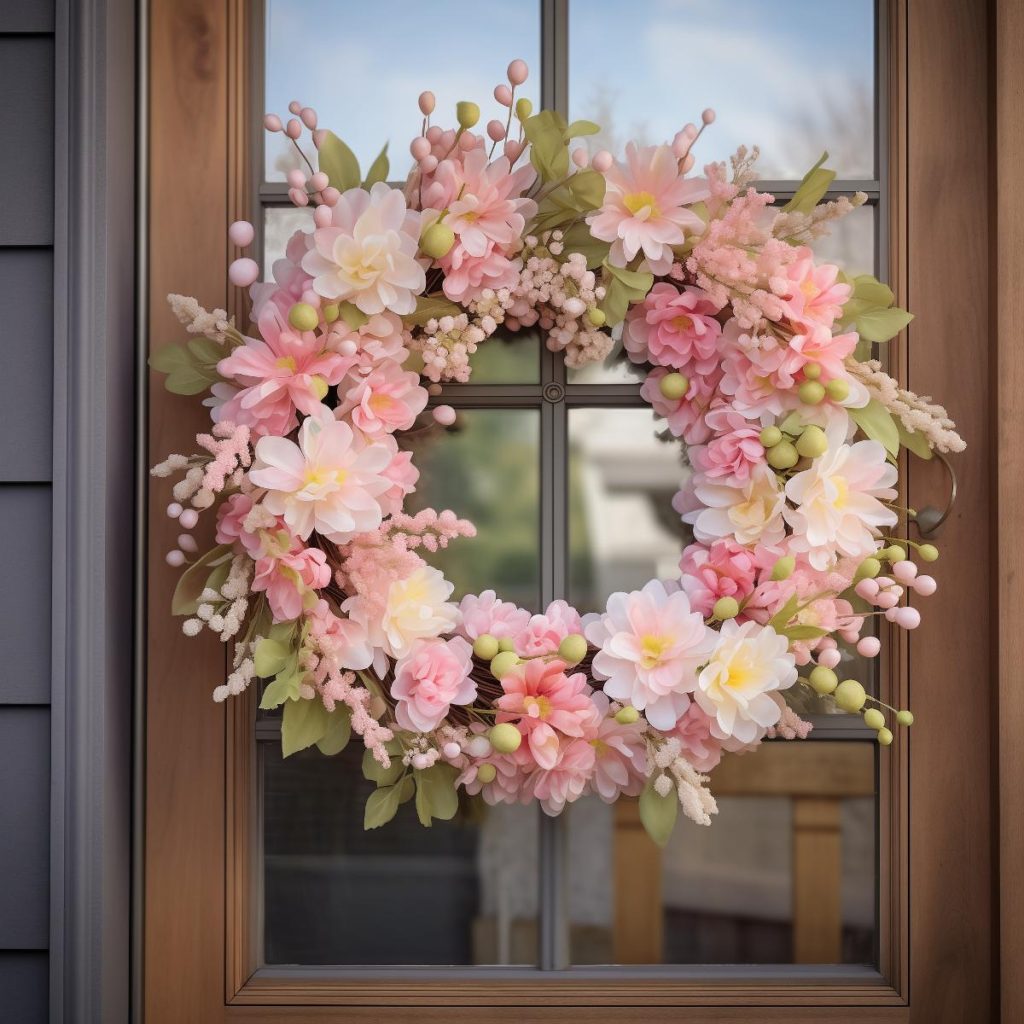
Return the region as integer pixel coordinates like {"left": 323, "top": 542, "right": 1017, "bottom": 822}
{"left": 457, "top": 590, "right": 531, "bottom": 641}
{"left": 249, "top": 229, "right": 313, "bottom": 320}
{"left": 252, "top": 541, "right": 330, "bottom": 622}
{"left": 514, "top": 599, "right": 583, "bottom": 658}
{"left": 391, "top": 635, "right": 477, "bottom": 733}
{"left": 781, "top": 324, "right": 859, "bottom": 384}
{"left": 335, "top": 362, "right": 428, "bottom": 436}
{"left": 641, "top": 366, "right": 720, "bottom": 445}
{"left": 623, "top": 283, "right": 722, "bottom": 372}
{"left": 587, "top": 692, "right": 646, "bottom": 802}
{"left": 679, "top": 539, "right": 760, "bottom": 617}
{"left": 528, "top": 737, "right": 596, "bottom": 816}
{"left": 588, "top": 143, "right": 708, "bottom": 274}
{"left": 307, "top": 598, "right": 374, "bottom": 672}
{"left": 693, "top": 407, "right": 766, "bottom": 485}
{"left": 774, "top": 249, "right": 851, "bottom": 329}
{"left": 672, "top": 703, "right": 725, "bottom": 773}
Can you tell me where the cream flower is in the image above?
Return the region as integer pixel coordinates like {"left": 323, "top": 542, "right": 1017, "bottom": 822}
{"left": 248, "top": 406, "right": 392, "bottom": 543}
{"left": 302, "top": 182, "right": 425, "bottom": 315}
{"left": 379, "top": 566, "right": 459, "bottom": 659}
{"left": 695, "top": 620, "right": 797, "bottom": 744}
{"left": 685, "top": 463, "right": 787, "bottom": 549}
{"left": 784, "top": 438, "right": 897, "bottom": 570}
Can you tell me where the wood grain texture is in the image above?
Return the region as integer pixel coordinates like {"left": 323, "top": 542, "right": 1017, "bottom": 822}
{"left": 996, "top": 0, "right": 1024, "bottom": 1021}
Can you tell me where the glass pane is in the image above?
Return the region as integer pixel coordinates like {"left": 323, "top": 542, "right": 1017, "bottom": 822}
{"left": 403, "top": 408, "right": 541, "bottom": 612}
{"left": 262, "top": 743, "right": 539, "bottom": 965}
{"left": 451, "top": 327, "right": 541, "bottom": 385}
{"left": 809, "top": 201, "right": 876, "bottom": 277}
{"left": 568, "top": 0, "right": 875, "bottom": 181}
{"left": 265, "top": 0, "right": 541, "bottom": 181}
{"left": 567, "top": 742, "right": 877, "bottom": 965}
{"left": 263, "top": 205, "right": 314, "bottom": 274}
{"left": 568, "top": 406, "right": 691, "bottom": 613}
{"left": 566, "top": 325, "right": 646, "bottom": 386}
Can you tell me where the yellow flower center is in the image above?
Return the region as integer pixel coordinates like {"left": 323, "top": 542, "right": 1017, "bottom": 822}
{"left": 724, "top": 660, "right": 754, "bottom": 689}
{"left": 275, "top": 356, "right": 298, "bottom": 373}
{"left": 671, "top": 314, "right": 694, "bottom": 333}
{"left": 369, "top": 393, "right": 395, "bottom": 413}
{"left": 523, "top": 695, "right": 552, "bottom": 719}
{"left": 800, "top": 277, "right": 820, "bottom": 301}
{"left": 623, "top": 190, "right": 660, "bottom": 219}
{"left": 830, "top": 475, "right": 849, "bottom": 509}
{"left": 304, "top": 466, "right": 347, "bottom": 488}
{"left": 639, "top": 633, "right": 671, "bottom": 670}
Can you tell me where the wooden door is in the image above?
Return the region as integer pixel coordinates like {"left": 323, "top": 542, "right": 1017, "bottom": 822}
{"left": 143, "top": 0, "right": 997, "bottom": 1020}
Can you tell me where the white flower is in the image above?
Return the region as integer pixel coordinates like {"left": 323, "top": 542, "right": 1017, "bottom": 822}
{"left": 301, "top": 182, "right": 425, "bottom": 315}
{"left": 684, "top": 463, "right": 787, "bottom": 549}
{"left": 695, "top": 620, "right": 797, "bottom": 745}
{"left": 784, "top": 438, "right": 897, "bottom": 570}
{"left": 248, "top": 406, "right": 392, "bottom": 543}
{"left": 379, "top": 566, "right": 459, "bottom": 659}
{"left": 584, "top": 579, "right": 717, "bottom": 731}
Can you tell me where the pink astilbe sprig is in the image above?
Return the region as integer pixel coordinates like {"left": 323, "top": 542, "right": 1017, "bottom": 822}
{"left": 382, "top": 508, "right": 477, "bottom": 554}
{"left": 196, "top": 421, "right": 252, "bottom": 501}
{"left": 766, "top": 700, "right": 814, "bottom": 740}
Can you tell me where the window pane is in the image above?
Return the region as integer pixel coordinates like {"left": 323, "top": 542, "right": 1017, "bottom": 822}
{"left": 568, "top": 0, "right": 875, "bottom": 181}
{"left": 262, "top": 743, "right": 539, "bottom": 965}
{"left": 809, "top": 201, "right": 876, "bottom": 277}
{"left": 568, "top": 406, "right": 691, "bottom": 613}
{"left": 404, "top": 408, "right": 542, "bottom": 612}
{"left": 263, "top": 205, "right": 313, "bottom": 274}
{"left": 265, "top": 0, "right": 541, "bottom": 181}
{"left": 456, "top": 327, "right": 542, "bottom": 385}
{"left": 567, "top": 742, "right": 877, "bottom": 965}
{"left": 566, "top": 325, "right": 646, "bottom": 386}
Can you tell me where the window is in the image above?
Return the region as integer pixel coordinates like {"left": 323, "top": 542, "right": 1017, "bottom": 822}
{"left": 248, "top": 0, "right": 888, "bottom": 976}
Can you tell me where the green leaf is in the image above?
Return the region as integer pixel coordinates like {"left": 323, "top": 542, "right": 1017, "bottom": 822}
{"left": 364, "top": 783, "right": 403, "bottom": 830}
{"left": 171, "top": 544, "right": 233, "bottom": 615}
{"left": 560, "top": 222, "right": 611, "bottom": 268}
{"left": 564, "top": 119, "right": 601, "bottom": 139}
{"left": 258, "top": 669, "right": 301, "bottom": 710}
{"left": 362, "top": 746, "right": 404, "bottom": 787}
{"left": 599, "top": 260, "right": 654, "bottom": 326}
{"left": 855, "top": 307, "right": 914, "bottom": 343}
{"left": 318, "top": 130, "right": 361, "bottom": 192}
{"left": 780, "top": 624, "right": 830, "bottom": 642}
{"left": 638, "top": 776, "right": 678, "bottom": 848}
{"left": 150, "top": 338, "right": 223, "bottom": 395}
{"left": 896, "top": 420, "right": 934, "bottom": 461}
{"left": 783, "top": 152, "right": 836, "bottom": 214}
{"left": 186, "top": 336, "right": 224, "bottom": 365}
{"left": 363, "top": 142, "right": 390, "bottom": 187}
{"left": 524, "top": 110, "right": 570, "bottom": 182}
{"left": 316, "top": 707, "right": 352, "bottom": 755}
{"left": 414, "top": 763, "right": 460, "bottom": 827}
{"left": 396, "top": 775, "right": 416, "bottom": 804}
{"left": 253, "top": 637, "right": 291, "bottom": 679}
{"left": 402, "top": 294, "right": 462, "bottom": 327}
{"left": 149, "top": 343, "right": 192, "bottom": 374}
{"left": 768, "top": 593, "right": 800, "bottom": 633}
{"left": 566, "top": 168, "right": 606, "bottom": 210}
{"left": 281, "top": 696, "right": 331, "bottom": 757}
{"left": 849, "top": 397, "right": 900, "bottom": 456}
{"left": 337, "top": 301, "right": 369, "bottom": 330}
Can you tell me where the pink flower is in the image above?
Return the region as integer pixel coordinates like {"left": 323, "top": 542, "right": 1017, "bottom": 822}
{"left": 624, "top": 283, "right": 722, "bottom": 372}
{"left": 216, "top": 307, "right": 353, "bottom": 437}
{"left": 442, "top": 246, "right": 522, "bottom": 303}
{"left": 496, "top": 659, "right": 596, "bottom": 770}
{"left": 327, "top": 310, "right": 410, "bottom": 375}
{"left": 528, "top": 736, "right": 596, "bottom": 815}
{"left": 252, "top": 541, "right": 330, "bottom": 622}
{"left": 249, "top": 229, "right": 313, "bottom": 320}
{"left": 377, "top": 440, "right": 420, "bottom": 517}
{"left": 641, "top": 366, "right": 720, "bottom": 444}
{"left": 336, "top": 362, "right": 428, "bottom": 435}
{"left": 588, "top": 692, "right": 646, "bottom": 802}
{"left": 679, "top": 539, "right": 760, "bottom": 616}
{"left": 672, "top": 703, "right": 724, "bottom": 773}
{"left": 216, "top": 492, "right": 260, "bottom": 555}
{"left": 692, "top": 407, "right": 766, "bottom": 484}
{"left": 781, "top": 324, "right": 859, "bottom": 383}
{"left": 391, "top": 635, "right": 477, "bottom": 733}
{"left": 588, "top": 143, "right": 708, "bottom": 274}
{"left": 773, "top": 250, "right": 851, "bottom": 329}
{"left": 307, "top": 598, "right": 374, "bottom": 672}
{"left": 585, "top": 579, "right": 716, "bottom": 731}
{"left": 514, "top": 599, "right": 583, "bottom": 657}
{"left": 457, "top": 590, "right": 531, "bottom": 641}
{"left": 457, "top": 746, "right": 522, "bottom": 805}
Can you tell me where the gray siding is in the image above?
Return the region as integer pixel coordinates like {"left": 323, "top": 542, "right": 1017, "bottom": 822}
{"left": 0, "top": 4, "right": 54, "bottom": 1021}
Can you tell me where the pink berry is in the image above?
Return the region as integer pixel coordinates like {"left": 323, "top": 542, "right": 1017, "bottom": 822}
{"left": 419, "top": 155, "right": 438, "bottom": 174}
{"left": 494, "top": 84, "right": 513, "bottom": 107}
{"left": 313, "top": 204, "right": 333, "bottom": 228}
{"left": 892, "top": 559, "right": 918, "bottom": 583}
{"left": 178, "top": 533, "right": 198, "bottom": 553}
{"left": 300, "top": 106, "right": 318, "bottom": 129}
{"left": 503, "top": 140, "right": 523, "bottom": 163}
{"left": 701, "top": 107, "right": 716, "bottom": 125}
{"left": 426, "top": 124, "right": 443, "bottom": 144}
{"left": 458, "top": 131, "right": 476, "bottom": 151}
{"left": 287, "top": 168, "right": 306, "bottom": 189}
{"left": 857, "top": 636, "right": 881, "bottom": 657}
{"left": 227, "top": 219, "right": 254, "bottom": 247}
{"left": 285, "top": 118, "right": 302, "bottom": 140}
{"left": 507, "top": 59, "right": 529, "bottom": 85}
{"left": 165, "top": 550, "right": 185, "bottom": 567}
{"left": 592, "top": 150, "right": 613, "bottom": 173}
{"left": 418, "top": 90, "right": 436, "bottom": 116}
{"left": 178, "top": 508, "right": 199, "bottom": 529}
{"left": 410, "top": 136, "right": 431, "bottom": 161}
{"left": 433, "top": 405, "right": 457, "bottom": 426}
{"left": 312, "top": 129, "right": 326, "bottom": 148}
{"left": 322, "top": 186, "right": 340, "bottom": 206}
{"left": 228, "top": 258, "right": 259, "bottom": 287}
{"left": 443, "top": 742, "right": 461, "bottom": 760}
{"left": 884, "top": 607, "right": 899, "bottom": 622}
{"left": 855, "top": 578, "right": 879, "bottom": 600}
{"left": 572, "top": 147, "right": 589, "bottom": 167}
{"left": 914, "top": 574, "right": 937, "bottom": 596}
{"left": 337, "top": 339, "right": 357, "bottom": 356}
{"left": 894, "top": 606, "right": 921, "bottom": 630}
{"left": 167, "top": 502, "right": 183, "bottom": 518}
{"left": 875, "top": 590, "right": 899, "bottom": 609}
{"left": 288, "top": 100, "right": 302, "bottom": 115}
{"left": 309, "top": 171, "right": 329, "bottom": 192}
{"left": 818, "top": 648, "right": 841, "bottom": 669}
{"left": 487, "top": 119, "right": 506, "bottom": 142}
{"left": 288, "top": 187, "right": 309, "bottom": 207}
{"left": 671, "top": 132, "right": 690, "bottom": 158}
{"left": 680, "top": 153, "right": 695, "bottom": 173}
{"left": 263, "top": 113, "right": 282, "bottom": 133}
{"left": 839, "top": 628, "right": 860, "bottom": 644}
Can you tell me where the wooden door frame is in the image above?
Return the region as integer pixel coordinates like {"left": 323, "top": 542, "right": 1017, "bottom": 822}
{"left": 141, "top": 0, "right": 1013, "bottom": 1020}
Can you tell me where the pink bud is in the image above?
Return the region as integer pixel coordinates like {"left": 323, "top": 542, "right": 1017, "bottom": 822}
{"left": 701, "top": 107, "right": 716, "bottom": 125}
{"left": 433, "top": 405, "right": 457, "bottom": 426}
{"left": 875, "top": 590, "right": 899, "bottom": 609}
{"left": 503, "top": 140, "right": 523, "bottom": 163}
{"left": 855, "top": 578, "right": 879, "bottom": 600}
{"left": 410, "top": 136, "right": 432, "bottom": 161}
{"left": 857, "top": 635, "right": 881, "bottom": 657}
{"left": 507, "top": 59, "right": 529, "bottom": 86}
{"left": 913, "top": 574, "right": 937, "bottom": 596}
{"left": 178, "top": 508, "right": 199, "bottom": 529}
{"left": 818, "top": 648, "right": 841, "bottom": 669}
{"left": 338, "top": 339, "right": 357, "bottom": 356}
{"left": 321, "top": 186, "right": 340, "bottom": 206}
{"left": 287, "top": 187, "right": 309, "bottom": 207}
{"left": 300, "top": 106, "right": 318, "bottom": 129}
{"left": 165, "top": 550, "right": 186, "bottom": 567}
{"left": 418, "top": 90, "right": 436, "bottom": 116}
{"left": 591, "top": 150, "right": 613, "bottom": 173}
{"left": 891, "top": 559, "right": 918, "bottom": 583}
{"left": 287, "top": 168, "right": 306, "bottom": 189}
{"left": 487, "top": 119, "right": 506, "bottom": 142}
{"left": 313, "top": 204, "right": 333, "bottom": 228}
{"left": 227, "top": 219, "right": 254, "bottom": 247}
{"left": 285, "top": 118, "right": 302, "bottom": 140}
{"left": 309, "top": 171, "right": 329, "bottom": 192}
{"left": 288, "top": 100, "right": 302, "bottom": 115}
{"left": 442, "top": 742, "right": 462, "bottom": 760}
{"left": 228, "top": 257, "right": 259, "bottom": 287}
{"left": 571, "top": 147, "right": 589, "bottom": 168}
{"left": 419, "top": 155, "right": 438, "bottom": 174}
{"left": 426, "top": 124, "right": 443, "bottom": 144}
{"left": 894, "top": 606, "right": 921, "bottom": 630}
{"left": 300, "top": 289, "right": 321, "bottom": 308}
{"left": 166, "top": 502, "right": 183, "bottom": 518}
{"left": 312, "top": 129, "right": 326, "bottom": 148}
{"left": 263, "top": 113, "right": 282, "bottom": 133}
{"left": 494, "top": 84, "right": 513, "bottom": 107}
{"left": 178, "top": 533, "right": 198, "bottom": 553}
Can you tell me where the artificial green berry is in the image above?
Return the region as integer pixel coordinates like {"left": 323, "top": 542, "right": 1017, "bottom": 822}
{"left": 771, "top": 555, "right": 795, "bottom": 581}
{"left": 918, "top": 544, "right": 939, "bottom": 562}
{"left": 659, "top": 372, "right": 690, "bottom": 401}
{"left": 767, "top": 440, "right": 799, "bottom": 470}
{"left": 586, "top": 307, "right": 606, "bottom": 327}
{"left": 798, "top": 380, "right": 826, "bottom": 405}
{"left": 420, "top": 222, "right": 456, "bottom": 259}
{"left": 473, "top": 633, "right": 500, "bottom": 661}
{"left": 808, "top": 665, "right": 838, "bottom": 695}
{"left": 322, "top": 303, "right": 340, "bottom": 324}
{"left": 759, "top": 426, "right": 783, "bottom": 448}
{"left": 288, "top": 301, "right": 319, "bottom": 332}
{"left": 896, "top": 709, "right": 915, "bottom": 727}
{"left": 558, "top": 633, "right": 588, "bottom": 665}
{"left": 795, "top": 425, "right": 828, "bottom": 459}
{"left": 825, "top": 378, "right": 850, "bottom": 402}
{"left": 497, "top": 637, "right": 516, "bottom": 653}
{"left": 834, "top": 679, "right": 867, "bottom": 713}
{"left": 476, "top": 762, "right": 497, "bottom": 784}
{"left": 854, "top": 557, "right": 882, "bottom": 581}
{"left": 615, "top": 706, "right": 640, "bottom": 725}
{"left": 883, "top": 544, "right": 906, "bottom": 563}
{"left": 515, "top": 97, "right": 533, "bottom": 121}
{"left": 803, "top": 362, "right": 822, "bottom": 380}
{"left": 876, "top": 727, "right": 894, "bottom": 746}
{"left": 489, "top": 723, "right": 523, "bottom": 754}
{"left": 713, "top": 596, "right": 739, "bottom": 620}
{"left": 490, "top": 651, "right": 520, "bottom": 679}
{"left": 456, "top": 101, "right": 480, "bottom": 128}
{"left": 863, "top": 708, "right": 886, "bottom": 731}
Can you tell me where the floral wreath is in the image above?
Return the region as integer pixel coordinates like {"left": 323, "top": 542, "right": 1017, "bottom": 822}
{"left": 151, "top": 59, "right": 964, "bottom": 845}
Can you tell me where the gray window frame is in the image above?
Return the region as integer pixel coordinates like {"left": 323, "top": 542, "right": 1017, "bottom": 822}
{"left": 250, "top": 0, "right": 888, "bottom": 975}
